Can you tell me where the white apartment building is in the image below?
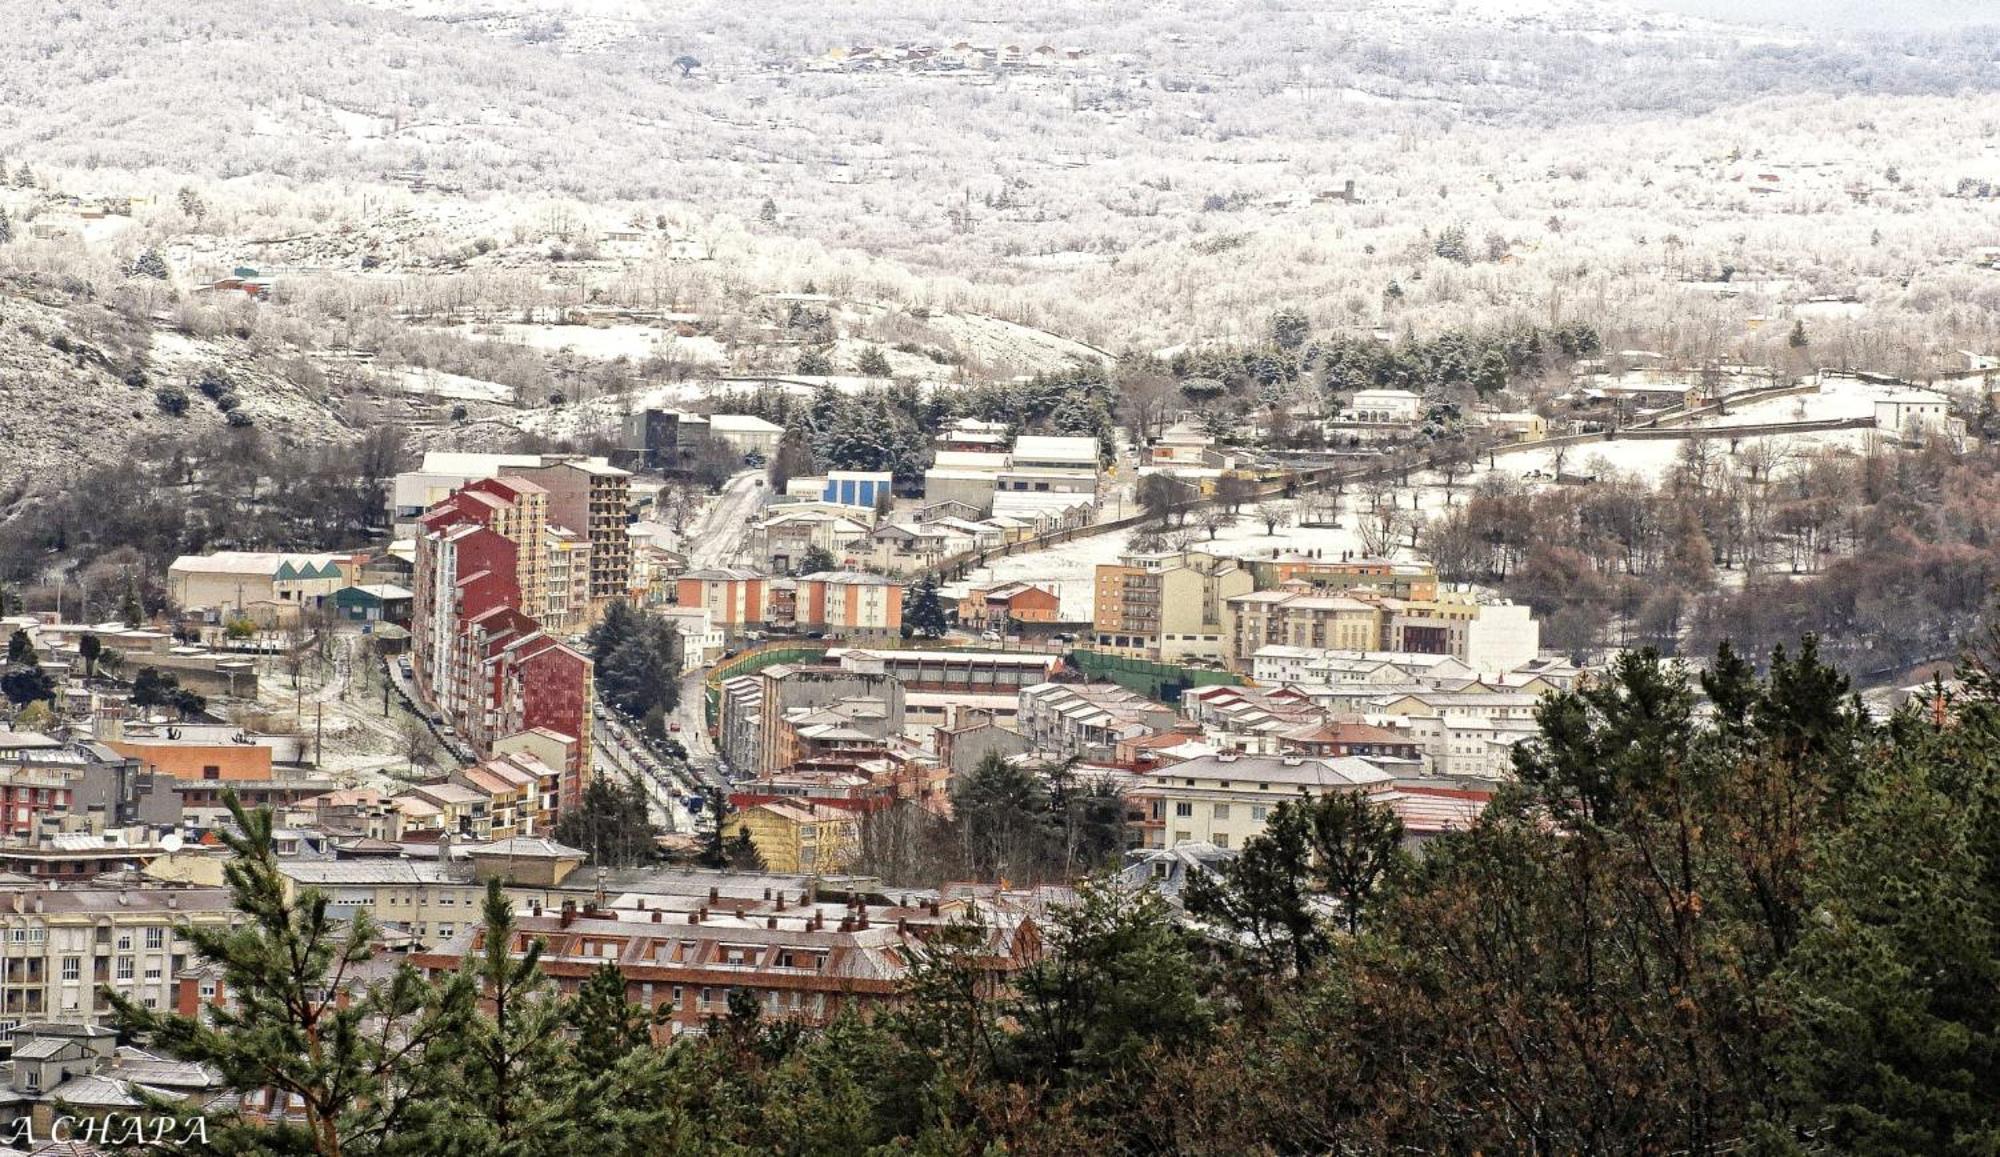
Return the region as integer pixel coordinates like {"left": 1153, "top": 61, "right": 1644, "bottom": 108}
{"left": 1131, "top": 752, "right": 1395, "bottom": 850}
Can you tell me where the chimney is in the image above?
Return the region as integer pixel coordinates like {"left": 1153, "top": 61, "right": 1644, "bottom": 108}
{"left": 762, "top": 887, "right": 773, "bottom": 900}
{"left": 637, "top": 898, "right": 647, "bottom": 910}
{"left": 897, "top": 917, "right": 908, "bottom": 934}
{"left": 688, "top": 910, "right": 702, "bottom": 924}
{"left": 708, "top": 886, "right": 720, "bottom": 903}
{"left": 927, "top": 899, "right": 940, "bottom": 917}
{"left": 856, "top": 911, "right": 870, "bottom": 930}
{"left": 776, "top": 893, "right": 787, "bottom": 911}
{"left": 766, "top": 916, "right": 777, "bottom": 929}
{"left": 838, "top": 916, "right": 854, "bottom": 932}
{"left": 651, "top": 911, "right": 662, "bottom": 923}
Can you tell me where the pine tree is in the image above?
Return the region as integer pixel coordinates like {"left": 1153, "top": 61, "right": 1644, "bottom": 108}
{"left": 0, "top": 208, "right": 12, "bottom": 245}
{"left": 553, "top": 775, "right": 658, "bottom": 867}
{"left": 4, "top": 629, "right": 31, "bottom": 665}
{"left": 905, "top": 575, "right": 948, "bottom": 638}
{"left": 855, "top": 346, "right": 893, "bottom": 378}
{"left": 108, "top": 794, "right": 473, "bottom": 1156}
{"left": 131, "top": 246, "right": 171, "bottom": 280}
{"left": 410, "top": 878, "right": 570, "bottom": 1154}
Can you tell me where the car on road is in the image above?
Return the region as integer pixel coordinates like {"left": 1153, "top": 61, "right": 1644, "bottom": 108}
{"left": 668, "top": 721, "right": 682, "bottom": 732}
{"left": 981, "top": 629, "right": 1002, "bottom": 642}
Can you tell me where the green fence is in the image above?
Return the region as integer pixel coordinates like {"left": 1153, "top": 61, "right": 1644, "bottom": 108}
{"left": 1068, "top": 649, "right": 1246, "bottom": 702}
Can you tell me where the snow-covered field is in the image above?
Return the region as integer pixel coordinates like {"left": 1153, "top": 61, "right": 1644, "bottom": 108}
{"left": 388, "top": 367, "right": 517, "bottom": 403}
{"left": 453, "top": 323, "right": 728, "bottom": 365}
{"left": 1693, "top": 376, "right": 1915, "bottom": 428}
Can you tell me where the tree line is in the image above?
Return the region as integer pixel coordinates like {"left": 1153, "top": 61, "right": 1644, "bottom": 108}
{"left": 1423, "top": 434, "right": 2000, "bottom": 674}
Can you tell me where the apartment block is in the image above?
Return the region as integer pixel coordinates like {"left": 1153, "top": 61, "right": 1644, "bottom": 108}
{"left": 413, "top": 497, "right": 594, "bottom": 813}
{"left": 795, "top": 571, "right": 902, "bottom": 638}
{"left": 675, "top": 568, "right": 768, "bottom": 632}
{"left": 511, "top": 456, "right": 633, "bottom": 620}
{"left": 1091, "top": 549, "right": 1253, "bottom": 664}
{"left": 410, "top": 893, "right": 1036, "bottom": 1038}
{"left": 1016, "top": 682, "right": 1176, "bottom": 761}
{"left": 0, "top": 884, "right": 236, "bottom": 1033}
{"left": 1127, "top": 751, "right": 1395, "bottom": 851}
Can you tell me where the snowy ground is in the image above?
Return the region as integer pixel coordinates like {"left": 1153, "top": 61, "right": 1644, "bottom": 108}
{"left": 1691, "top": 376, "right": 1915, "bottom": 429}
{"left": 452, "top": 322, "right": 728, "bottom": 365}
{"left": 386, "top": 367, "right": 517, "bottom": 404}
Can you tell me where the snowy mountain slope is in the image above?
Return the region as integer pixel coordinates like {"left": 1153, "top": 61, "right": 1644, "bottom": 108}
{"left": 0, "top": 276, "right": 354, "bottom": 501}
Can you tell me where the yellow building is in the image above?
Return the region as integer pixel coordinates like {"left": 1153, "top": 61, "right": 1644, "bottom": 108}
{"left": 1092, "top": 549, "right": 1253, "bottom": 664}
{"left": 724, "top": 801, "right": 859, "bottom": 874}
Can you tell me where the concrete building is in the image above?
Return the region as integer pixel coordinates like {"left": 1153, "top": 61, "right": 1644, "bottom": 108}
{"left": 957, "top": 582, "right": 1062, "bottom": 629}
{"left": 706, "top": 414, "right": 785, "bottom": 458}
{"left": 752, "top": 507, "right": 874, "bottom": 574}
{"left": 1227, "top": 586, "right": 1538, "bottom": 674}
{"left": 511, "top": 457, "right": 632, "bottom": 620}
{"left": 1345, "top": 389, "right": 1423, "bottom": 424}
{"left": 412, "top": 495, "right": 594, "bottom": 813}
{"left": 923, "top": 450, "right": 1012, "bottom": 514}
{"left": 1873, "top": 390, "right": 1952, "bottom": 438}
{"left": 658, "top": 606, "right": 725, "bottom": 671}
{"left": 1092, "top": 549, "right": 1253, "bottom": 664}
{"left": 794, "top": 572, "right": 903, "bottom": 638}
{"left": 0, "top": 882, "right": 236, "bottom": 1032}
{"left": 166, "top": 552, "right": 362, "bottom": 621}
{"left": 819, "top": 471, "right": 894, "bottom": 510}
{"left": 542, "top": 525, "right": 592, "bottom": 634}
{"left": 1016, "top": 682, "right": 1176, "bottom": 762}
{"left": 1128, "top": 751, "right": 1395, "bottom": 850}
{"left": 722, "top": 801, "right": 860, "bottom": 873}
{"left": 410, "top": 892, "right": 1038, "bottom": 1038}
{"left": 675, "top": 568, "right": 769, "bottom": 633}
{"left": 388, "top": 452, "right": 547, "bottom": 536}
{"left": 1248, "top": 556, "right": 1439, "bottom": 601}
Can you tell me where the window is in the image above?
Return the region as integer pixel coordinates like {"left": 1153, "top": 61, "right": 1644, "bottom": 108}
{"left": 6, "top": 928, "right": 21, "bottom": 944}
{"left": 116, "top": 934, "right": 132, "bottom": 951}
{"left": 199, "top": 982, "right": 217, "bottom": 1000}
{"left": 203, "top": 766, "right": 221, "bottom": 780}
{"left": 1174, "top": 830, "right": 1191, "bottom": 844}
{"left": 116, "top": 958, "right": 134, "bottom": 980}
{"left": 60, "top": 957, "right": 78, "bottom": 981}
{"left": 145, "top": 967, "right": 162, "bottom": 980}
{"left": 146, "top": 927, "right": 165, "bottom": 950}
{"left": 1174, "top": 802, "right": 1193, "bottom": 818}
{"left": 1251, "top": 805, "right": 1268, "bottom": 821}
{"left": 1213, "top": 804, "right": 1230, "bottom": 820}
{"left": 1215, "top": 834, "right": 1229, "bottom": 849}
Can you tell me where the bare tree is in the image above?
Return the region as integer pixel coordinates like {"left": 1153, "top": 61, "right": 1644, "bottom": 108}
{"left": 1196, "top": 506, "right": 1235, "bottom": 541}
{"left": 397, "top": 716, "right": 440, "bottom": 775}
{"left": 1214, "top": 474, "right": 1257, "bottom": 514}
{"left": 1255, "top": 500, "right": 1294, "bottom": 536}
